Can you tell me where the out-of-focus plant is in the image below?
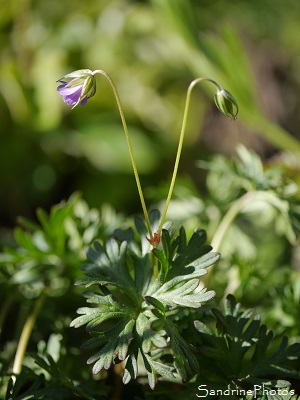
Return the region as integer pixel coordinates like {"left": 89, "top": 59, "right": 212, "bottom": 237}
{"left": 0, "top": 194, "right": 123, "bottom": 397}
{"left": 198, "top": 144, "right": 300, "bottom": 313}
{"left": 150, "top": 0, "right": 300, "bottom": 154}
{"left": 4, "top": 333, "right": 110, "bottom": 400}
{"left": 156, "top": 145, "right": 300, "bottom": 341}
{"left": 2, "top": 0, "right": 300, "bottom": 230}
{"left": 201, "top": 144, "right": 300, "bottom": 251}
{"left": 194, "top": 295, "right": 300, "bottom": 397}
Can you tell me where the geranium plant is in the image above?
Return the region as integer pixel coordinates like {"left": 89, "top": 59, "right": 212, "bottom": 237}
{"left": 56, "top": 68, "right": 238, "bottom": 388}
{"left": 1, "top": 68, "right": 299, "bottom": 400}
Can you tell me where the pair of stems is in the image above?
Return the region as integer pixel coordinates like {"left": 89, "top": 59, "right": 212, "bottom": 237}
{"left": 92, "top": 71, "right": 221, "bottom": 243}
{"left": 9, "top": 192, "right": 251, "bottom": 385}
{"left": 9, "top": 74, "right": 227, "bottom": 383}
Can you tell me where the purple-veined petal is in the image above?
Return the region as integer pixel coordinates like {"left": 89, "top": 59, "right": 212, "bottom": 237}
{"left": 56, "top": 76, "right": 93, "bottom": 107}
{"left": 57, "top": 82, "right": 83, "bottom": 107}
{"left": 57, "top": 83, "right": 83, "bottom": 96}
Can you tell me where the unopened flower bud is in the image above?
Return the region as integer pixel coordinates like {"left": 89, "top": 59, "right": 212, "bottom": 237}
{"left": 146, "top": 232, "right": 160, "bottom": 246}
{"left": 57, "top": 69, "right": 96, "bottom": 109}
{"left": 214, "top": 88, "right": 238, "bottom": 120}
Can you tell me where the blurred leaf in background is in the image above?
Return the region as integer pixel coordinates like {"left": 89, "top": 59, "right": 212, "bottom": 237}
{"left": 1, "top": 0, "right": 300, "bottom": 229}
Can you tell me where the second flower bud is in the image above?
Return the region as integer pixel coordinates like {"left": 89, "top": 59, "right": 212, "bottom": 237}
{"left": 214, "top": 88, "right": 239, "bottom": 120}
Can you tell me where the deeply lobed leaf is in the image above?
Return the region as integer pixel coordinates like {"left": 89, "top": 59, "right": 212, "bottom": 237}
{"left": 194, "top": 295, "right": 300, "bottom": 392}
{"left": 71, "top": 215, "right": 218, "bottom": 387}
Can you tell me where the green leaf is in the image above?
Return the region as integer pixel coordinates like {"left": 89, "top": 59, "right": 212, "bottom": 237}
{"left": 83, "top": 239, "right": 138, "bottom": 301}
{"left": 143, "top": 353, "right": 175, "bottom": 387}
{"left": 85, "top": 319, "right": 135, "bottom": 373}
{"left": 144, "top": 296, "right": 166, "bottom": 316}
{"left": 72, "top": 213, "right": 216, "bottom": 387}
{"left": 165, "top": 320, "right": 199, "bottom": 381}
{"left": 122, "top": 347, "right": 139, "bottom": 384}
{"left": 155, "top": 279, "right": 215, "bottom": 309}
{"left": 70, "top": 292, "right": 131, "bottom": 331}
{"left": 194, "top": 295, "right": 300, "bottom": 390}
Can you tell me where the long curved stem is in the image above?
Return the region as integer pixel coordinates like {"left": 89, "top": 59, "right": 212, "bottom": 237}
{"left": 92, "top": 70, "right": 153, "bottom": 241}
{"left": 211, "top": 191, "right": 256, "bottom": 253}
{"left": 204, "top": 191, "right": 257, "bottom": 286}
{"left": 11, "top": 293, "right": 46, "bottom": 383}
{"left": 157, "top": 78, "right": 221, "bottom": 235}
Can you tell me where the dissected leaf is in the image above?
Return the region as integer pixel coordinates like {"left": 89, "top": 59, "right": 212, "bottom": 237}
{"left": 71, "top": 214, "right": 217, "bottom": 387}
{"left": 194, "top": 295, "right": 300, "bottom": 392}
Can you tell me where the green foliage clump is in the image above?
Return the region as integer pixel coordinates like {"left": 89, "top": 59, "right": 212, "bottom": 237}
{"left": 195, "top": 295, "right": 300, "bottom": 395}
{"left": 1, "top": 145, "right": 300, "bottom": 399}
{"left": 71, "top": 210, "right": 218, "bottom": 388}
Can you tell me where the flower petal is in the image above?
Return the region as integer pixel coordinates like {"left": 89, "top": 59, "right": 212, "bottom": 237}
{"left": 58, "top": 85, "right": 83, "bottom": 107}
{"left": 56, "top": 71, "right": 95, "bottom": 108}
{"left": 57, "top": 83, "right": 83, "bottom": 96}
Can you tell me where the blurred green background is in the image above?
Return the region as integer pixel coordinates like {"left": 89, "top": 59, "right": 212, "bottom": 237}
{"left": 1, "top": 0, "right": 300, "bottom": 228}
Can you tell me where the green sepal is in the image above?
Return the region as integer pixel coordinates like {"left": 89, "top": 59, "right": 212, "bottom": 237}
{"left": 214, "top": 88, "right": 239, "bottom": 120}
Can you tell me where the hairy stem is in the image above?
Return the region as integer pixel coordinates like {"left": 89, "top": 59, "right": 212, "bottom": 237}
{"left": 157, "top": 78, "right": 221, "bottom": 236}
{"left": 92, "top": 70, "right": 153, "bottom": 241}
{"left": 12, "top": 293, "right": 46, "bottom": 382}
